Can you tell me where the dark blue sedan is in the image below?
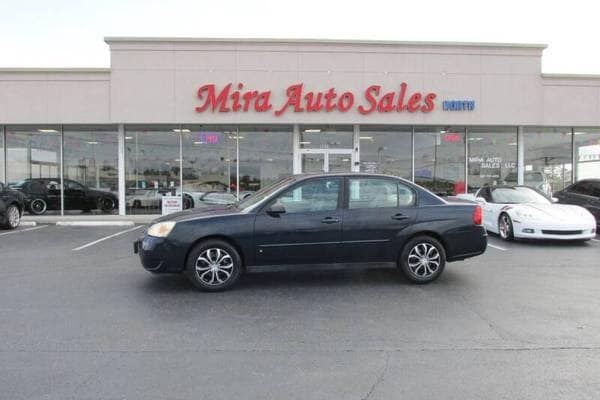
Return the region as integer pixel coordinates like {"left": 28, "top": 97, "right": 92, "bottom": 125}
{"left": 134, "top": 173, "right": 487, "bottom": 291}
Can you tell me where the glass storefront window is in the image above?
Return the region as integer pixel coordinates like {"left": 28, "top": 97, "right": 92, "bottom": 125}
{"left": 414, "top": 126, "right": 466, "bottom": 195}
{"left": 181, "top": 125, "right": 238, "bottom": 208}
{"left": 523, "top": 127, "right": 572, "bottom": 196}
{"left": 6, "top": 125, "right": 61, "bottom": 215}
{"left": 63, "top": 125, "right": 119, "bottom": 215}
{"left": 359, "top": 125, "right": 412, "bottom": 179}
{"left": 125, "top": 125, "right": 181, "bottom": 214}
{"left": 299, "top": 125, "right": 353, "bottom": 149}
{"left": 467, "top": 127, "right": 517, "bottom": 192}
{"left": 573, "top": 128, "right": 600, "bottom": 181}
{"left": 238, "top": 125, "right": 293, "bottom": 194}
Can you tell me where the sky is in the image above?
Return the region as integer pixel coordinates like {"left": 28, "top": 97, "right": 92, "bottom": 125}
{"left": 1, "top": 0, "right": 599, "bottom": 74}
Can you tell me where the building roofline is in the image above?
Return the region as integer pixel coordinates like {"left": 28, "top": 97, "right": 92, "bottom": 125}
{"left": 0, "top": 68, "right": 110, "bottom": 73}
{"left": 542, "top": 73, "right": 600, "bottom": 79}
{"left": 103, "top": 36, "right": 548, "bottom": 49}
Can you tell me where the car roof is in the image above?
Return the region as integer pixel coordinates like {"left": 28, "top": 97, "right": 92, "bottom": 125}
{"left": 293, "top": 172, "right": 412, "bottom": 182}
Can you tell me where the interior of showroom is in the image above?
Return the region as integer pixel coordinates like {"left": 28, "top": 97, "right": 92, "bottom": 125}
{"left": 1, "top": 37, "right": 599, "bottom": 216}
{"left": 1, "top": 124, "right": 599, "bottom": 215}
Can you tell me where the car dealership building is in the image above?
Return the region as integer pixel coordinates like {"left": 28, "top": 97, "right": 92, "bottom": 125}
{"left": 1, "top": 37, "right": 599, "bottom": 215}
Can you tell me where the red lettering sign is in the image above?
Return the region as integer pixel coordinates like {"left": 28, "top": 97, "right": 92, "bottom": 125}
{"left": 195, "top": 83, "right": 437, "bottom": 116}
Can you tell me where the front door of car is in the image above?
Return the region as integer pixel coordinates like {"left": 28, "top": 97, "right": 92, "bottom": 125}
{"left": 340, "top": 177, "right": 418, "bottom": 262}
{"left": 253, "top": 177, "right": 343, "bottom": 266}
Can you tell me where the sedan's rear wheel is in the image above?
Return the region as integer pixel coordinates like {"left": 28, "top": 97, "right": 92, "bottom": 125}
{"left": 29, "top": 199, "right": 47, "bottom": 215}
{"left": 4, "top": 204, "right": 20, "bottom": 229}
{"left": 185, "top": 239, "right": 242, "bottom": 291}
{"left": 498, "top": 213, "right": 514, "bottom": 241}
{"left": 398, "top": 236, "right": 446, "bottom": 284}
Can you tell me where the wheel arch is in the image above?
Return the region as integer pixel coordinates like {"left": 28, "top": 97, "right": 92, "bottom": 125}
{"left": 184, "top": 234, "right": 246, "bottom": 271}
{"left": 401, "top": 230, "right": 448, "bottom": 256}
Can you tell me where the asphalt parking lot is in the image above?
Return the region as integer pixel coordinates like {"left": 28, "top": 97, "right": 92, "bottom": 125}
{"left": 1, "top": 225, "right": 600, "bottom": 400}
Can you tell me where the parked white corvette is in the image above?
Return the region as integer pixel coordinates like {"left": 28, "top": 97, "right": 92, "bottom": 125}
{"left": 458, "top": 186, "right": 596, "bottom": 241}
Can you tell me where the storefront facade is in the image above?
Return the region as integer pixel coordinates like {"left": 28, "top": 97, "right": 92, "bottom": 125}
{"left": 1, "top": 37, "right": 599, "bottom": 215}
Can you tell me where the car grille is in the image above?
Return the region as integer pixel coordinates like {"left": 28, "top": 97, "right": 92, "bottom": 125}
{"left": 541, "top": 229, "right": 583, "bottom": 235}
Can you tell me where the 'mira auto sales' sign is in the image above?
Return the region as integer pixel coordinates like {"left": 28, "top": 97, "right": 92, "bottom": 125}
{"left": 194, "top": 82, "right": 438, "bottom": 116}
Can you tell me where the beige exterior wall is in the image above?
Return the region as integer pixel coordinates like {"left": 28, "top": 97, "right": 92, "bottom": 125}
{"left": 0, "top": 38, "right": 598, "bottom": 126}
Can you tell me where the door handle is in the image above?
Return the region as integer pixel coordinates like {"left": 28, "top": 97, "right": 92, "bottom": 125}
{"left": 391, "top": 213, "right": 409, "bottom": 220}
{"left": 321, "top": 216, "right": 340, "bottom": 224}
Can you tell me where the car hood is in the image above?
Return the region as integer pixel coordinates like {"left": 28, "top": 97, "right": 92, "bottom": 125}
{"left": 151, "top": 204, "right": 242, "bottom": 224}
{"left": 513, "top": 203, "right": 594, "bottom": 223}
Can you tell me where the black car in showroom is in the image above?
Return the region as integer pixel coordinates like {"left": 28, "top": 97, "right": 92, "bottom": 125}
{"left": 134, "top": 173, "right": 487, "bottom": 291}
{"left": 554, "top": 179, "right": 600, "bottom": 226}
{"left": 0, "top": 181, "right": 25, "bottom": 229}
{"left": 11, "top": 178, "right": 118, "bottom": 214}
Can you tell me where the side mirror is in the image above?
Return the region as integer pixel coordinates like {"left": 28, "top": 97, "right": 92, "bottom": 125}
{"left": 551, "top": 197, "right": 559, "bottom": 203}
{"left": 266, "top": 204, "right": 286, "bottom": 216}
{"left": 475, "top": 197, "right": 487, "bottom": 204}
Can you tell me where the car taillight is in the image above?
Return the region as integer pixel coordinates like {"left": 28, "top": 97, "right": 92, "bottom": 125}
{"left": 473, "top": 205, "right": 483, "bottom": 226}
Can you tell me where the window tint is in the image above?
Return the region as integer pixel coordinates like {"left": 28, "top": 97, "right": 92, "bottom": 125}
{"left": 348, "top": 178, "right": 414, "bottom": 209}
{"left": 272, "top": 178, "right": 340, "bottom": 214}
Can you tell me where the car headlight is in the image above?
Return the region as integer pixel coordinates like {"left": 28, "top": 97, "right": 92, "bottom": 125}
{"left": 147, "top": 221, "right": 176, "bottom": 237}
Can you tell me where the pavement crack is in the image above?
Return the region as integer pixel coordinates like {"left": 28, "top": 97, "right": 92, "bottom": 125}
{"left": 361, "top": 351, "right": 390, "bottom": 400}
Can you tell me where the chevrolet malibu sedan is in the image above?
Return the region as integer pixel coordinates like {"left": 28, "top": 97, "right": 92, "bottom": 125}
{"left": 134, "top": 173, "right": 487, "bottom": 291}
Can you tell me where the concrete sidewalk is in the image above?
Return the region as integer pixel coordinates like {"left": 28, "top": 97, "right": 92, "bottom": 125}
{"left": 22, "top": 214, "right": 159, "bottom": 226}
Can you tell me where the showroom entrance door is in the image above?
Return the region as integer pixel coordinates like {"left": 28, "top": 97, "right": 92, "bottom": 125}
{"left": 300, "top": 149, "right": 355, "bottom": 173}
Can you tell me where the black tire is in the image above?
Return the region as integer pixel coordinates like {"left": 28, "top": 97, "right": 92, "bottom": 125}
{"left": 185, "top": 239, "right": 243, "bottom": 292}
{"left": 29, "top": 198, "right": 47, "bottom": 215}
{"left": 98, "top": 196, "right": 116, "bottom": 213}
{"left": 183, "top": 194, "right": 194, "bottom": 210}
{"left": 3, "top": 204, "right": 21, "bottom": 229}
{"left": 498, "top": 213, "right": 514, "bottom": 241}
{"left": 398, "top": 236, "right": 446, "bottom": 284}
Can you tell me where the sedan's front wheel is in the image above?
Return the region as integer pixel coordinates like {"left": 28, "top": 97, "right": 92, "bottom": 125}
{"left": 185, "top": 239, "right": 242, "bottom": 291}
{"left": 398, "top": 236, "right": 446, "bottom": 284}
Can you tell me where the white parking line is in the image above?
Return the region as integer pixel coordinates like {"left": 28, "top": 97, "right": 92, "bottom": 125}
{"left": 0, "top": 225, "right": 47, "bottom": 237}
{"left": 72, "top": 225, "right": 143, "bottom": 251}
{"left": 488, "top": 243, "right": 507, "bottom": 251}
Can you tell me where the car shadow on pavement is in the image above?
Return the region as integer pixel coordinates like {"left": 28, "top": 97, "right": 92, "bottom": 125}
{"left": 137, "top": 264, "right": 464, "bottom": 294}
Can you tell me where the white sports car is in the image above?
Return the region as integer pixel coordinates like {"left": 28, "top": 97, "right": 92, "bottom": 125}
{"left": 458, "top": 186, "right": 596, "bottom": 241}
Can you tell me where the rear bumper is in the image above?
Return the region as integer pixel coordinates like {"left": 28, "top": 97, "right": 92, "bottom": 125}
{"left": 446, "top": 225, "right": 488, "bottom": 262}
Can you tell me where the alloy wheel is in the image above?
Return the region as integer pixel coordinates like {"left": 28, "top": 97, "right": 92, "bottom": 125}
{"left": 7, "top": 206, "right": 20, "bottom": 228}
{"left": 195, "top": 248, "right": 234, "bottom": 286}
{"left": 499, "top": 215, "right": 511, "bottom": 239}
{"left": 30, "top": 199, "right": 46, "bottom": 215}
{"left": 407, "top": 242, "right": 440, "bottom": 278}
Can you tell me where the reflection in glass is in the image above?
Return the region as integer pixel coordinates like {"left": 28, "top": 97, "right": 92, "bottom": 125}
{"left": 467, "top": 127, "right": 517, "bottom": 192}
{"left": 63, "top": 125, "right": 119, "bottom": 214}
{"left": 414, "top": 127, "right": 466, "bottom": 195}
{"left": 299, "top": 125, "right": 353, "bottom": 149}
{"left": 328, "top": 154, "right": 352, "bottom": 172}
{"left": 6, "top": 126, "right": 61, "bottom": 214}
{"left": 359, "top": 126, "right": 412, "bottom": 179}
{"left": 238, "top": 125, "right": 293, "bottom": 193}
{"left": 573, "top": 128, "right": 600, "bottom": 181}
{"left": 181, "top": 125, "right": 238, "bottom": 209}
{"left": 302, "top": 153, "right": 324, "bottom": 173}
{"left": 523, "top": 128, "right": 572, "bottom": 196}
{"left": 125, "top": 125, "right": 180, "bottom": 214}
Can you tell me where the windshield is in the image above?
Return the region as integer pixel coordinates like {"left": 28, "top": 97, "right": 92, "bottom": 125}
{"left": 491, "top": 187, "right": 550, "bottom": 204}
{"left": 236, "top": 176, "right": 296, "bottom": 211}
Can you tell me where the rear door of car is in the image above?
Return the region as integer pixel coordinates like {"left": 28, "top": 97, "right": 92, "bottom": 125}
{"left": 253, "top": 177, "right": 343, "bottom": 265}
{"left": 339, "top": 177, "right": 418, "bottom": 263}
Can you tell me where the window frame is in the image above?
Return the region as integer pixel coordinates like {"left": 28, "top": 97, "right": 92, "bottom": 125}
{"left": 260, "top": 176, "right": 344, "bottom": 215}
{"left": 343, "top": 176, "right": 417, "bottom": 210}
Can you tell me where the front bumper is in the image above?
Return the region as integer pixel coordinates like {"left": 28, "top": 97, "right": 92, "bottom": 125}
{"left": 512, "top": 221, "right": 596, "bottom": 240}
{"left": 134, "top": 234, "right": 185, "bottom": 273}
